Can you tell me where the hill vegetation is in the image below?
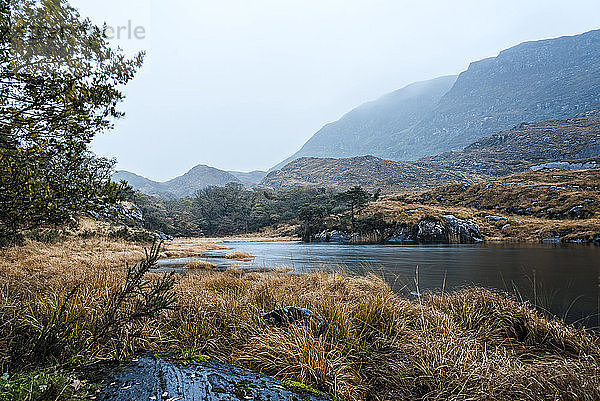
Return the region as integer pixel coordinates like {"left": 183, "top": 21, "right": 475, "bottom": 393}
{"left": 261, "top": 113, "right": 600, "bottom": 191}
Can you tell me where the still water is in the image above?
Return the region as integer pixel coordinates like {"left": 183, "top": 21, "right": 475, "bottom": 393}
{"left": 158, "top": 241, "right": 600, "bottom": 328}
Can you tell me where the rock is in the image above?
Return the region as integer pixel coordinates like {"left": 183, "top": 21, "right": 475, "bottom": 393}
{"left": 485, "top": 215, "right": 507, "bottom": 221}
{"left": 261, "top": 306, "right": 327, "bottom": 336}
{"left": 566, "top": 205, "right": 585, "bottom": 219}
{"left": 154, "top": 231, "right": 173, "bottom": 241}
{"left": 389, "top": 216, "right": 482, "bottom": 244}
{"left": 416, "top": 219, "right": 447, "bottom": 242}
{"left": 314, "top": 230, "right": 350, "bottom": 243}
{"left": 97, "top": 354, "right": 329, "bottom": 401}
{"left": 443, "top": 215, "right": 483, "bottom": 243}
{"left": 542, "top": 236, "right": 561, "bottom": 244}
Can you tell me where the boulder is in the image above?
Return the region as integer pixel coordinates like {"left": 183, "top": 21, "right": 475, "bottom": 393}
{"left": 389, "top": 216, "right": 483, "bottom": 244}
{"left": 261, "top": 306, "right": 327, "bottom": 336}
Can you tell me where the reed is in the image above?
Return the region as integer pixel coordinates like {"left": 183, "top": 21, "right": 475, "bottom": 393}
{"left": 1, "top": 238, "right": 599, "bottom": 400}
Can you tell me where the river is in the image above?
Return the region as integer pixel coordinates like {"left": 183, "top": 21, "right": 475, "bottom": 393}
{"left": 157, "top": 241, "right": 600, "bottom": 328}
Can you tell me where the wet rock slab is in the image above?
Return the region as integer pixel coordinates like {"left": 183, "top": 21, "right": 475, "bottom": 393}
{"left": 98, "top": 354, "right": 328, "bottom": 401}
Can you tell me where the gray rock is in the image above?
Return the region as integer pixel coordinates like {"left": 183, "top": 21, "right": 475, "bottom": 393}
{"left": 98, "top": 354, "right": 329, "bottom": 401}
{"left": 261, "top": 306, "right": 327, "bottom": 336}
{"left": 443, "top": 215, "right": 483, "bottom": 243}
{"left": 485, "top": 215, "right": 507, "bottom": 221}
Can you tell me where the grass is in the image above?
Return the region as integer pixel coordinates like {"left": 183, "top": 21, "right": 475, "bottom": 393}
{"left": 185, "top": 260, "right": 218, "bottom": 270}
{"left": 225, "top": 251, "right": 254, "bottom": 260}
{"left": 1, "top": 237, "right": 600, "bottom": 400}
{"left": 369, "top": 168, "right": 600, "bottom": 242}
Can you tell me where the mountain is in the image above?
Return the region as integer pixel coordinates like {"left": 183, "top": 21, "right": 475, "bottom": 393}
{"left": 260, "top": 113, "right": 600, "bottom": 191}
{"left": 228, "top": 170, "right": 267, "bottom": 187}
{"left": 271, "top": 75, "right": 457, "bottom": 170}
{"left": 391, "top": 29, "right": 600, "bottom": 160}
{"left": 113, "top": 164, "right": 241, "bottom": 197}
{"left": 261, "top": 155, "right": 467, "bottom": 192}
{"left": 418, "top": 112, "right": 600, "bottom": 177}
{"left": 275, "top": 29, "right": 600, "bottom": 168}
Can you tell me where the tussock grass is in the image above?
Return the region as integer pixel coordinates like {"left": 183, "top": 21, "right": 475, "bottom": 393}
{"left": 184, "top": 260, "right": 217, "bottom": 270}
{"left": 1, "top": 239, "right": 599, "bottom": 400}
{"left": 225, "top": 251, "right": 254, "bottom": 260}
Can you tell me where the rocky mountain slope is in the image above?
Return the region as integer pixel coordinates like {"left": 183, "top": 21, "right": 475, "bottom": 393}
{"left": 272, "top": 75, "right": 456, "bottom": 170}
{"left": 261, "top": 113, "right": 600, "bottom": 191}
{"left": 113, "top": 165, "right": 241, "bottom": 197}
{"left": 418, "top": 112, "right": 600, "bottom": 177}
{"left": 261, "top": 155, "right": 468, "bottom": 192}
{"left": 276, "top": 29, "right": 600, "bottom": 168}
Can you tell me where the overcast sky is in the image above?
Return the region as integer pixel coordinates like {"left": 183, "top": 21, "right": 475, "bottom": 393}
{"left": 74, "top": 0, "right": 600, "bottom": 181}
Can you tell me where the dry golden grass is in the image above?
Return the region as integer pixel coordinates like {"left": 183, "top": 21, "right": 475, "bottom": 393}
{"left": 1, "top": 239, "right": 599, "bottom": 400}
{"left": 375, "top": 168, "right": 600, "bottom": 243}
{"left": 161, "top": 237, "right": 227, "bottom": 258}
{"left": 367, "top": 200, "right": 600, "bottom": 242}
{"left": 184, "top": 260, "right": 217, "bottom": 270}
{"left": 225, "top": 251, "right": 254, "bottom": 260}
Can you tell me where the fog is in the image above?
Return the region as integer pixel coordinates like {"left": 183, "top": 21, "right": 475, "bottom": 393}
{"left": 72, "top": 0, "right": 600, "bottom": 181}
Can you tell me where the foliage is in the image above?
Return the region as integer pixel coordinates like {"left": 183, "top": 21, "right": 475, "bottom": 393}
{"left": 0, "top": 370, "right": 92, "bottom": 401}
{"left": 92, "top": 241, "right": 177, "bottom": 342}
{"left": 132, "top": 186, "right": 338, "bottom": 237}
{"left": 298, "top": 203, "right": 328, "bottom": 242}
{"left": 334, "top": 186, "right": 372, "bottom": 231}
{"left": 0, "top": 0, "right": 143, "bottom": 245}
{"left": 4, "top": 241, "right": 176, "bottom": 370}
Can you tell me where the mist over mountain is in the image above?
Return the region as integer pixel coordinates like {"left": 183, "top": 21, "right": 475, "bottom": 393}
{"left": 272, "top": 75, "right": 457, "bottom": 170}
{"left": 275, "top": 29, "right": 600, "bottom": 169}
{"left": 228, "top": 170, "right": 267, "bottom": 186}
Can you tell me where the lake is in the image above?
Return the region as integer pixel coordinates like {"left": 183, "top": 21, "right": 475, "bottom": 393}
{"left": 158, "top": 241, "right": 600, "bottom": 328}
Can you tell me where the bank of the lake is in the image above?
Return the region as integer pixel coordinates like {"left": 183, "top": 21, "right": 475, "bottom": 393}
{"left": 2, "top": 236, "right": 600, "bottom": 401}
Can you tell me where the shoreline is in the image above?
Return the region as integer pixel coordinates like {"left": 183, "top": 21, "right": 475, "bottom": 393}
{"left": 1, "top": 236, "right": 599, "bottom": 400}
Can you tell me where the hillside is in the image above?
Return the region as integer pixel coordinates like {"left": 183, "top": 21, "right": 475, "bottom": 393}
{"left": 261, "top": 155, "right": 468, "bottom": 192}
{"left": 113, "top": 164, "right": 241, "bottom": 197}
{"left": 229, "top": 170, "right": 267, "bottom": 187}
{"left": 272, "top": 75, "right": 457, "bottom": 170}
{"left": 418, "top": 112, "right": 600, "bottom": 177}
{"left": 275, "top": 29, "right": 600, "bottom": 168}
{"left": 261, "top": 114, "right": 600, "bottom": 191}
{"left": 376, "top": 167, "right": 600, "bottom": 243}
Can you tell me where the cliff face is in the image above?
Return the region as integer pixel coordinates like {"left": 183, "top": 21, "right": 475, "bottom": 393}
{"left": 392, "top": 29, "right": 600, "bottom": 160}
{"left": 272, "top": 75, "right": 457, "bottom": 170}
{"left": 276, "top": 30, "right": 600, "bottom": 168}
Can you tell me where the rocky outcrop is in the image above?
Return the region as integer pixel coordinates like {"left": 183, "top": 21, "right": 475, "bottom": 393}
{"left": 275, "top": 30, "right": 600, "bottom": 169}
{"left": 389, "top": 216, "right": 482, "bottom": 244}
{"left": 98, "top": 354, "right": 329, "bottom": 401}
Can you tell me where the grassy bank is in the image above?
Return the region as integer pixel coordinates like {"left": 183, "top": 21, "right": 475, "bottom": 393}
{"left": 1, "top": 238, "right": 599, "bottom": 400}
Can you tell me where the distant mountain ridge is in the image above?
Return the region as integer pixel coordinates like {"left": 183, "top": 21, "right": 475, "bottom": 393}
{"left": 260, "top": 113, "right": 600, "bottom": 191}
{"left": 113, "top": 166, "right": 266, "bottom": 197}
{"left": 274, "top": 29, "right": 600, "bottom": 168}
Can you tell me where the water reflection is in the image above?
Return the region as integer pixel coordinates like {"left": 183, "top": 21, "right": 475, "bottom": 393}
{"left": 157, "top": 241, "right": 600, "bottom": 328}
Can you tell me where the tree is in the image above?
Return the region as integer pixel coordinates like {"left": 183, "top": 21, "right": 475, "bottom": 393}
{"left": 335, "top": 186, "right": 372, "bottom": 232}
{"left": 298, "top": 203, "right": 326, "bottom": 242}
{"left": 0, "top": 0, "right": 144, "bottom": 244}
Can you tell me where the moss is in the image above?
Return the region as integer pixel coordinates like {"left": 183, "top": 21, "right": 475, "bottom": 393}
{"left": 175, "top": 348, "right": 211, "bottom": 365}
{"left": 283, "top": 380, "right": 334, "bottom": 400}
{"left": 0, "top": 370, "right": 93, "bottom": 401}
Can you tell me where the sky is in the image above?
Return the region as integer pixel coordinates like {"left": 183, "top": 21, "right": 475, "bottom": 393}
{"left": 74, "top": 0, "right": 600, "bottom": 181}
